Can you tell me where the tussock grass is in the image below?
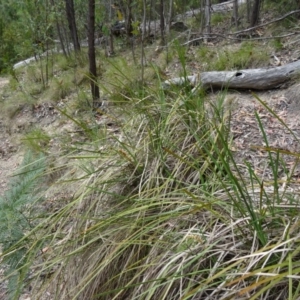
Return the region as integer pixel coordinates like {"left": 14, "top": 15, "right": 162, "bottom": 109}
{"left": 211, "top": 13, "right": 228, "bottom": 26}
{"left": 101, "top": 56, "right": 149, "bottom": 102}
{"left": 197, "top": 42, "right": 269, "bottom": 71}
{"left": 47, "top": 74, "right": 76, "bottom": 102}
{"left": 1, "top": 37, "right": 300, "bottom": 300}
{"left": 8, "top": 79, "right": 298, "bottom": 300}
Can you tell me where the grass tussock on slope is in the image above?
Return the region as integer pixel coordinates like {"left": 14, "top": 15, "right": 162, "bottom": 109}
{"left": 1, "top": 39, "right": 300, "bottom": 300}
{"left": 15, "top": 84, "right": 300, "bottom": 300}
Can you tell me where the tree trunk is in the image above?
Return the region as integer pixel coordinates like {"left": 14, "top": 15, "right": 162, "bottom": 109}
{"left": 109, "top": 32, "right": 114, "bottom": 56}
{"left": 160, "top": 0, "right": 165, "bottom": 43}
{"left": 65, "top": 0, "right": 81, "bottom": 52}
{"left": 167, "top": 0, "right": 173, "bottom": 34}
{"left": 126, "top": 0, "right": 133, "bottom": 37}
{"left": 250, "top": 0, "right": 262, "bottom": 27}
{"left": 50, "top": 0, "right": 68, "bottom": 57}
{"left": 233, "top": 0, "right": 238, "bottom": 29}
{"left": 88, "top": 0, "right": 100, "bottom": 107}
{"left": 141, "top": 0, "right": 147, "bottom": 83}
{"left": 246, "top": 0, "right": 251, "bottom": 23}
{"left": 205, "top": 0, "right": 211, "bottom": 40}
{"left": 200, "top": 0, "right": 205, "bottom": 33}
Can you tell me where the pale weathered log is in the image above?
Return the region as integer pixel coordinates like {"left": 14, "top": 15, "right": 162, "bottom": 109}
{"left": 163, "top": 60, "right": 300, "bottom": 91}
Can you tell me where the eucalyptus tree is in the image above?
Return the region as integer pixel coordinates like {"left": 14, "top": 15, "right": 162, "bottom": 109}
{"left": 205, "top": 0, "right": 211, "bottom": 35}
{"left": 65, "top": 0, "right": 81, "bottom": 52}
{"left": 49, "top": 0, "right": 68, "bottom": 56}
{"left": 250, "top": 0, "right": 262, "bottom": 27}
{"left": 160, "top": 0, "right": 165, "bottom": 43}
{"left": 88, "top": 0, "right": 100, "bottom": 106}
{"left": 233, "top": 0, "right": 238, "bottom": 29}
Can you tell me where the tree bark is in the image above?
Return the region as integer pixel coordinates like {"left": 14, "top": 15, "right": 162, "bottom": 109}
{"left": 50, "top": 0, "right": 68, "bottom": 57}
{"left": 163, "top": 60, "right": 300, "bottom": 91}
{"left": 246, "top": 0, "right": 251, "bottom": 23}
{"left": 160, "top": 0, "right": 165, "bottom": 43}
{"left": 250, "top": 0, "right": 262, "bottom": 27}
{"left": 65, "top": 0, "right": 81, "bottom": 52}
{"left": 205, "top": 0, "right": 211, "bottom": 37}
{"left": 88, "top": 0, "right": 100, "bottom": 106}
{"left": 167, "top": 0, "right": 173, "bottom": 34}
{"left": 126, "top": 0, "right": 133, "bottom": 37}
{"left": 233, "top": 0, "right": 238, "bottom": 29}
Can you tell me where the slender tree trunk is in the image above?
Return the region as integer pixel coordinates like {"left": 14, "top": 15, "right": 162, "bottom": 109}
{"left": 200, "top": 0, "right": 204, "bottom": 33}
{"left": 246, "top": 0, "right": 251, "bottom": 23}
{"left": 233, "top": 0, "right": 238, "bottom": 29}
{"left": 50, "top": 0, "right": 68, "bottom": 56}
{"left": 148, "top": 0, "right": 153, "bottom": 37}
{"left": 250, "top": 0, "right": 262, "bottom": 27}
{"left": 160, "top": 0, "right": 165, "bottom": 44}
{"left": 88, "top": 0, "right": 100, "bottom": 107}
{"left": 65, "top": 0, "right": 81, "bottom": 52}
{"left": 56, "top": 21, "right": 68, "bottom": 57}
{"left": 141, "top": 0, "right": 147, "bottom": 83}
{"left": 109, "top": 32, "right": 114, "bottom": 56}
{"left": 167, "top": 0, "right": 173, "bottom": 34}
{"left": 126, "top": 0, "right": 133, "bottom": 37}
{"left": 62, "top": 21, "right": 71, "bottom": 55}
{"left": 205, "top": 0, "right": 211, "bottom": 39}
{"left": 45, "top": 0, "right": 49, "bottom": 84}
{"left": 108, "top": 0, "right": 114, "bottom": 56}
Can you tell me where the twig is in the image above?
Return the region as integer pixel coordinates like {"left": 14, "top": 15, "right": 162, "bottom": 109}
{"left": 182, "top": 37, "right": 204, "bottom": 46}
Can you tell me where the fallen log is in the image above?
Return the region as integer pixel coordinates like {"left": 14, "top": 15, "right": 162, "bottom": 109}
{"left": 163, "top": 60, "right": 300, "bottom": 91}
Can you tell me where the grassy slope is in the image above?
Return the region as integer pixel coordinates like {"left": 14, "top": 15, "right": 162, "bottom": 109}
{"left": 1, "top": 6, "right": 300, "bottom": 300}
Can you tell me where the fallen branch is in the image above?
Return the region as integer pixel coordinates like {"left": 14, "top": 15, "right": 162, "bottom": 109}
{"left": 231, "top": 9, "right": 300, "bottom": 35}
{"left": 163, "top": 60, "right": 300, "bottom": 91}
{"left": 182, "top": 31, "right": 299, "bottom": 46}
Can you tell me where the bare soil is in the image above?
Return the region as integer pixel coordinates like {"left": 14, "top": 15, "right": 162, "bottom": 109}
{"left": 0, "top": 78, "right": 23, "bottom": 196}
{"left": 229, "top": 85, "right": 300, "bottom": 194}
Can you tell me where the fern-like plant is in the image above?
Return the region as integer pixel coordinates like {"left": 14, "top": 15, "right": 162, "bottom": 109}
{"left": 0, "top": 151, "right": 46, "bottom": 300}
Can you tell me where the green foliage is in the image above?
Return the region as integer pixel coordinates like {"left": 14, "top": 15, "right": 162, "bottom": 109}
{"left": 0, "top": 151, "right": 46, "bottom": 299}
{"left": 197, "top": 42, "right": 269, "bottom": 71}
{"left": 272, "top": 38, "right": 284, "bottom": 51}
{"left": 47, "top": 74, "right": 75, "bottom": 101}
{"left": 54, "top": 54, "right": 73, "bottom": 71}
{"left": 211, "top": 13, "right": 226, "bottom": 26}
{"left": 72, "top": 89, "right": 93, "bottom": 112}
{"left": 174, "top": 40, "right": 188, "bottom": 82}
{"left": 264, "top": 0, "right": 300, "bottom": 16}
{"left": 102, "top": 57, "right": 146, "bottom": 102}
{"left": 0, "top": 0, "right": 53, "bottom": 73}
{"left": 22, "top": 128, "right": 51, "bottom": 154}
{"left": 131, "top": 20, "right": 141, "bottom": 36}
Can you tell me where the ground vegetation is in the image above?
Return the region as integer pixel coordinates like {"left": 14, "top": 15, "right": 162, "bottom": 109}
{"left": 1, "top": 1, "right": 300, "bottom": 299}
